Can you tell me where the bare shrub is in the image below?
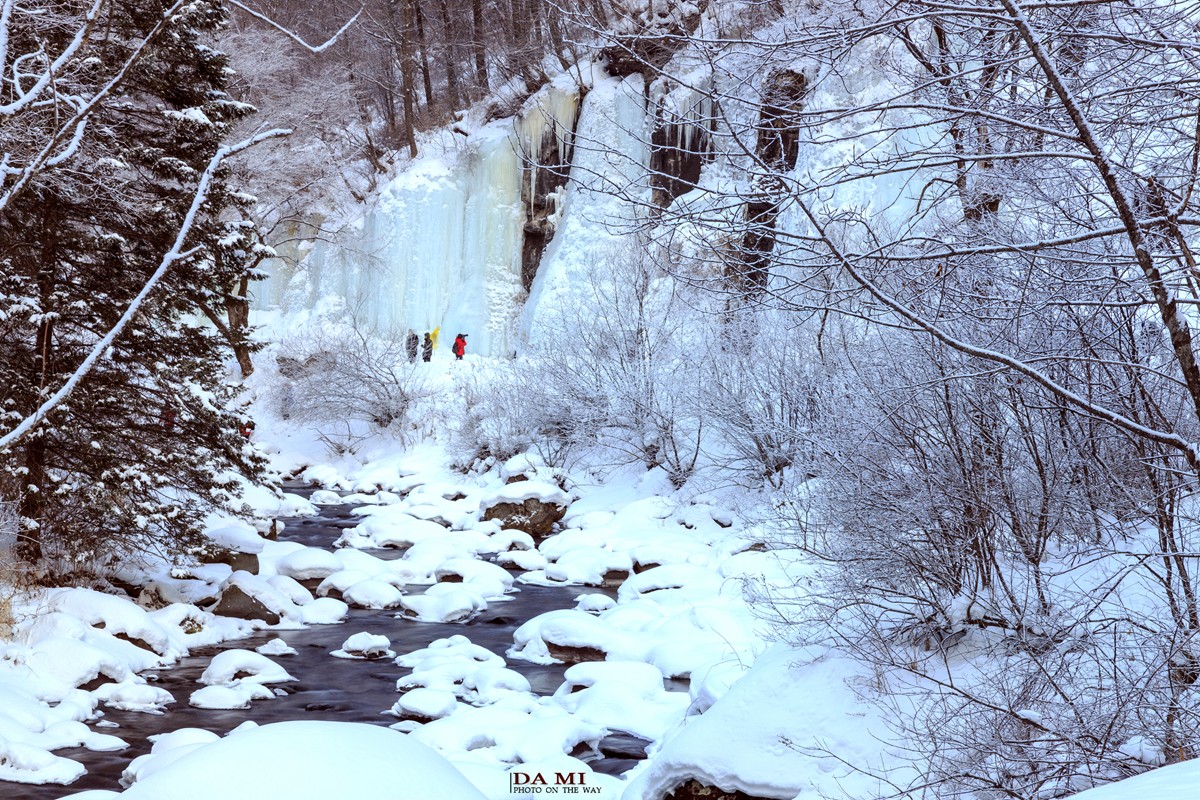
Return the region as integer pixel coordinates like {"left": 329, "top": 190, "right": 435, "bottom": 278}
{"left": 273, "top": 318, "right": 433, "bottom": 454}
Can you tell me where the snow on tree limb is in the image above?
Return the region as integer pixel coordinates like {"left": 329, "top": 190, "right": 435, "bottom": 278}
{"left": 0, "top": 0, "right": 189, "bottom": 212}
{"left": 226, "top": 1, "right": 363, "bottom": 54}
{"left": 0, "top": 127, "right": 291, "bottom": 454}
{"left": 793, "top": 194, "right": 1200, "bottom": 470}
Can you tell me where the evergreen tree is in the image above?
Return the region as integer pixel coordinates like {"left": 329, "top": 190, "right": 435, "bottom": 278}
{"left": 0, "top": 0, "right": 270, "bottom": 566}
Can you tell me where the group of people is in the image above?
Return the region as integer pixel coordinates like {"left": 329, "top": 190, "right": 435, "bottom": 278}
{"left": 405, "top": 328, "right": 469, "bottom": 362}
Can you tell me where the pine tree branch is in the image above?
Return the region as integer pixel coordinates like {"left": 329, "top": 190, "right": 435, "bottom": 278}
{"left": 0, "top": 127, "right": 290, "bottom": 453}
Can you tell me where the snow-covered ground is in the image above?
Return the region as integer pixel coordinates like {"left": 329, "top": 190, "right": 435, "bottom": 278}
{"left": 0, "top": 376, "right": 881, "bottom": 800}
{"left": 0, "top": 350, "right": 1184, "bottom": 800}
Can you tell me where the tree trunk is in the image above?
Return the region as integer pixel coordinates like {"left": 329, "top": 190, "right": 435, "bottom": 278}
{"left": 439, "top": 0, "right": 460, "bottom": 110}
{"left": 387, "top": 0, "right": 419, "bottom": 157}
{"left": 225, "top": 275, "right": 255, "bottom": 378}
{"left": 413, "top": 0, "right": 434, "bottom": 107}
{"left": 17, "top": 316, "right": 54, "bottom": 563}
{"left": 471, "top": 0, "right": 488, "bottom": 90}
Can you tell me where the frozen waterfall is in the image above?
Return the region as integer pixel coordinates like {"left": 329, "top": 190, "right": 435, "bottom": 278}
{"left": 254, "top": 86, "right": 580, "bottom": 358}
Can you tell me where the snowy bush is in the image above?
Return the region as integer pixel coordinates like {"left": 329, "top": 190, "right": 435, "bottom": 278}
{"left": 452, "top": 369, "right": 542, "bottom": 467}
{"left": 704, "top": 309, "right": 832, "bottom": 488}
{"left": 513, "top": 238, "right": 713, "bottom": 486}
{"left": 272, "top": 318, "right": 434, "bottom": 454}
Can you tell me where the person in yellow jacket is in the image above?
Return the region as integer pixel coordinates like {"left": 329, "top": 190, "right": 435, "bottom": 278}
{"left": 429, "top": 326, "right": 440, "bottom": 353}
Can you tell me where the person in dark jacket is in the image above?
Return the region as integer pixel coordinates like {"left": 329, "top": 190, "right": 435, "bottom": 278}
{"left": 422, "top": 332, "right": 433, "bottom": 362}
{"left": 405, "top": 330, "right": 419, "bottom": 362}
{"left": 452, "top": 333, "right": 467, "bottom": 360}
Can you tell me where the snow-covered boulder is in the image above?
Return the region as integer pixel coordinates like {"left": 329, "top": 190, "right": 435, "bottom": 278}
{"left": 621, "top": 645, "right": 896, "bottom": 800}
{"left": 211, "top": 572, "right": 291, "bottom": 625}
{"left": 509, "top": 609, "right": 641, "bottom": 665}
{"left": 479, "top": 480, "right": 570, "bottom": 539}
{"left": 399, "top": 584, "right": 486, "bottom": 623}
{"left": 390, "top": 688, "right": 460, "bottom": 721}
{"left": 545, "top": 547, "right": 633, "bottom": 586}
{"left": 336, "top": 512, "right": 447, "bottom": 550}
{"left": 341, "top": 579, "right": 405, "bottom": 610}
{"left": 92, "top": 683, "right": 174, "bottom": 715}
{"left": 198, "top": 649, "right": 295, "bottom": 686}
{"left": 552, "top": 662, "right": 690, "bottom": 742}
{"left": 203, "top": 521, "right": 266, "bottom": 574}
{"left": 309, "top": 489, "right": 345, "bottom": 506}
{"left": 332, "top": 633, "right": 395, "bottom": 660}
{"left": 188, "top": 683, "right": 275, "bottom": 710}
{"left": 255, "top": 639, "right": 297, "bottom": 657}
{"left": 274, "top": 548, "right": 341, "bottom": 582}
{"left": 44, "top": 588, "right": 176, "bottom": 658}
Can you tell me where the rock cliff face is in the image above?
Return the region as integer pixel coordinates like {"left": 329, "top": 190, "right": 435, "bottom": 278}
{"left": 516, "top": 87, "right": 582, "bottom": 293}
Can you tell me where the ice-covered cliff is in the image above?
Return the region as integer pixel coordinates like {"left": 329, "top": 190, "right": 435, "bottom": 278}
{"left": 254, "top": 82, "right": 581, "bottom": 357}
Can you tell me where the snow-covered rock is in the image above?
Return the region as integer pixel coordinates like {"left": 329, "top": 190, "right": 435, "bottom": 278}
{"left": 92, "top": 682, "right": 175, "bottom": 715}
{"left": 622, "top": 645, "right": 897, "bottom": 800}
{"left": 198, "top": 649, "right": 294, "bottom": 686}
{"left": 341, "top": 579, "right": 406, "bottom": 610}
{"left": 479, "top": 480, "right": 571, "bottom": 538}
{"left": 254, "top": 638, "right": 297, "bottom": 657}
{"left": 399, "top": 583, "right": 487, "bottom": 623}
{"left": 332, "top": 632, "right": 395, "bottom": 660}
{"left": 391, "top": 688, "right": 460, "bottom": 721}
{"left": 273, "top": 548, "right": 341, "bottom": 581}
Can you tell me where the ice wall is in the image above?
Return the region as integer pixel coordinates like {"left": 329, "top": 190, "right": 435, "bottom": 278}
{"left": 519, "top": 74, "right": 653, "bottom": 345}
{"left": 255, "top": 87, "right": 580, "bottom": 358}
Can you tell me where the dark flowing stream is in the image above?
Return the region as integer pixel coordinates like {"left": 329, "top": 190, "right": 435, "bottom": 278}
{"left": 8, "top": 491, "right": 650, "bottom": 799}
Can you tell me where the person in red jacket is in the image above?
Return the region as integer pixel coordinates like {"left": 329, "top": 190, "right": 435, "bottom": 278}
{"left": 452, "top": 333, "right": 467, "bottom": 360}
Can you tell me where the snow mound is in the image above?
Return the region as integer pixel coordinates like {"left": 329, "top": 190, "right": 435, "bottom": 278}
{"left": 337, "top": 512, "right": 448, "bottom": 550}
{"left": 308, "top": 489, "right": 345, "bottom": 505}
{"left": 298, "top": 597, "right": 349, "bottom": 624}
{"left": 544, "top": 547, "right": 632, "bottom": 586}
{"left": 412, "top": 701, "right": 606, "bottom": 765}
{"left": 73, "top": 720, "right": 487, "bottom": 799}
{"left": 480, "top": 480, "right": 570, "bottom": 509}
{"left": 188, "top": 683, "right": 275, "bottom": 710}
{"left": 254, "top": 638, "right": 297, "bottom": 656}
{"left": 44, "top": 588, "right": 176, "bottom": 658}
{"left": 0, "top": 739, "right": 88, "bottom": 786}
{"left": 397, "top": 635, "right": 506, "bottom": 670}
{"left": 198, "top": 649, "right": 295, "bottom": 686}
{"left": 341, "top": 578, "right": 406, "bottom": 609}
{"left": 1067, "top": 760, "right": 1200, "bottom": 799}
{"left": 509, "top": 609, "right": 640, "bottom": 664}
{"left": 332, "top": 632, "right": 395, "bottom": 660}
{"left": 622, "top": 645, "right": 897, "bottom": 800}
{"left": 391, "top": 687, "right": 460, "bottom": 720}
{"left": 92, "top": 682, "right": 174, "bottom": 714}
{"left": 399, "top": 583, "right": 487, "bottom": 623}
{"left": 575, "top": 593, "right": 616, "bottom": 613}
{"left": 552, "top": 661, "right": 691, "bottom": 742}
{"left": 273, "top": 548, "right": 341, "bottom": 581}
{"left": 204, "top": 521, "right": 265, "bottom": 555}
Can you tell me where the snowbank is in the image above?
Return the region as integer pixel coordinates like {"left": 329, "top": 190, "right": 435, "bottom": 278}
{"left": 68, "top": 720, "right": 488, "bottom": 799}
{"left": 1067, "top": 761, "right": 1200, "bottom": 799}
{"left": 622, "top": 645, "right": 899, "bottom": 800}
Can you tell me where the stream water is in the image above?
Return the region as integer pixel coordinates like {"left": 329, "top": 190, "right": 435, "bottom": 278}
{"left": 8, "top": 492, "right": 651, "bottom": 799}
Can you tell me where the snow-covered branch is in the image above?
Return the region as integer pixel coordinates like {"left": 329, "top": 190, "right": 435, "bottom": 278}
{"left": 0, "top": 128, "right": 290, "bottom": 453}
{"left": 227, "top": 1, "right": 363, "bottom": 53}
